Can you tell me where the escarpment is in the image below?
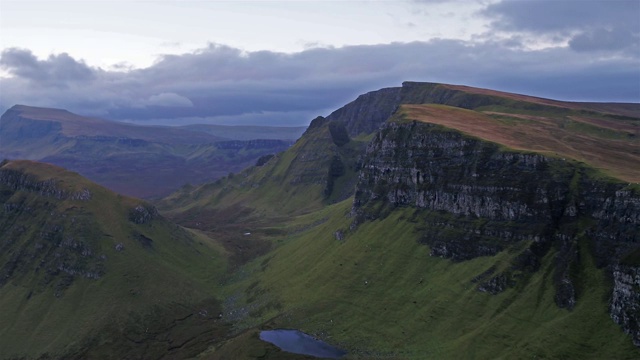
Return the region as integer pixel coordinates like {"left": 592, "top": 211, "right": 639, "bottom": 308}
{"left": 351, "top": 119, "right": 640, "bottom": 344}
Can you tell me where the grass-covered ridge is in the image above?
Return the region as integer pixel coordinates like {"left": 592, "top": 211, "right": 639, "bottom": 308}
{"left": 0, "top": 160, "right": 229, "bottom": 358}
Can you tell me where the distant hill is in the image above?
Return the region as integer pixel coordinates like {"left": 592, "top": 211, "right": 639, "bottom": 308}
{"left": 159, "top": 82, "right": 640, "bottom": 358}
{"left": 0, "top": 105, "right": 300, "bottom": 198}
{"left": 0, "top": 160, "right": 231, "bottom": 358}
{"left": 181, "top": 124, "right": 306, "bottom": 141}
{"left": 1, "top": 104, "right": 227, "bottom": 144}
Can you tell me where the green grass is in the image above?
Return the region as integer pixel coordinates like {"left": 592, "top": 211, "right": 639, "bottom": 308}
{"left": 159, "top": 118, "right": 367, "bottom": 223}
{"left": 0, "top": 161, "right": 229, "bottom": 358}
{"left": 215, "top": 199, "right": 638, "bottom": 359}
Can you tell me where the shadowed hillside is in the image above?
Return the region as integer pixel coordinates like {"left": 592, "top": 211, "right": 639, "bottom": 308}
{"left": 0, "top": 160, "right": 232, "bottom": 358}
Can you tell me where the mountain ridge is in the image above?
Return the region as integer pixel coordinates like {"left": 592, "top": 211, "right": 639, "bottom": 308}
{"left": 326, "top": 81, "right": 640, "bottom": 137}
{"left": 159, "top": 81, "right": 640, "bottom": 358}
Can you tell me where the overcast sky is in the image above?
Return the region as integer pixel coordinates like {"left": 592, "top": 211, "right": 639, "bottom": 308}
{"left": 1, "top": 0, "right": 639, "bottom": 126}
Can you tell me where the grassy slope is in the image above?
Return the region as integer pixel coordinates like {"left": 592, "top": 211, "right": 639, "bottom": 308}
{"left": 212, "top": 199, "right": 638, "bottom": 359}
{"left": 160, "top": 120, "right": 366, "bottom": 221}
{"left": 158, "top": 122, "right": 366, "bottom": 274}
{"left": 0, "top": 160, "right": 228, "bottom": 358}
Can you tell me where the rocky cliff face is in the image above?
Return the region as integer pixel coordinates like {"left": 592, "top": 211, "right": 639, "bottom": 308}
{"left": 351, "top": 120, "right": 640, "bottom": 344}
{"left": 326, "top": 87, "right": 402, "bottom": 137}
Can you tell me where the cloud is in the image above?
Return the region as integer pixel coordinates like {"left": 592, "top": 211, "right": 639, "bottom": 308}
{"left": 0, "top": 48, "right": 95, "bottom": 86}
{"left": 1, "top": 39, "right": 638, "bottom": 126}
{"left": 412, "top": 0, "right": 461, "bottom": 3}
{"left": 482, "top": 0, "right": 640, "bottom": 53}
{"left": 569, "top": 27, "right": 640, "bottom": 53}
{"left": 483, "top": 0, "right": 639, "bottom": 33}
{"left": 144, "top": 92, "right": 193, "bottom": 107}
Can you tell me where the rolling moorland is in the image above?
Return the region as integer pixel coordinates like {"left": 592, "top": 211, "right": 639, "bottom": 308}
{"left": 1, "top": 81, "right": 639, "bottom": 359}
{"left": 0, "top": 105, "right": 305, "bottom": 198}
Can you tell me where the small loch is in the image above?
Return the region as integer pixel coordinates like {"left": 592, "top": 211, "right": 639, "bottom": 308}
{"left": 259, "top": 329, "right": 346, "bottom": 359}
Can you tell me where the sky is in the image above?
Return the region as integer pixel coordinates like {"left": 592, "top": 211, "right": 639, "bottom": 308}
{"left": 0, "top": 0, "right": 639, "bottom": 126}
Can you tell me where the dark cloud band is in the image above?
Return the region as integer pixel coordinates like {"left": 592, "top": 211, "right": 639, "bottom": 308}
{"left": 1, "top": 3, "right": 639, "bottom": 126}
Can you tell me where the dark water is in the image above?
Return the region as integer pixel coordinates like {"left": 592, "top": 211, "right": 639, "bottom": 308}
{"left": 259, "top": 329, "right": 347, "bottom": 359}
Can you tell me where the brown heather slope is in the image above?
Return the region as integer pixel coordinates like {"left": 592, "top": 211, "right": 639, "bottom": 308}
{"left": 401, "top": 104, "right": 640, "bottom": 183}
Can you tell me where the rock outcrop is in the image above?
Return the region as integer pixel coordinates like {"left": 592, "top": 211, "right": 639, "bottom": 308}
{"left": 611, "top": 265, "right": 640, "bottom": 346}
{"left": 128, "top": 204, "right": 159, "bottom": 224}
{"left": 326, "top": 88, "right": 402, "bottom": 137}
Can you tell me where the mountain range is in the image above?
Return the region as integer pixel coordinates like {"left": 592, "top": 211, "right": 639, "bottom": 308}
{"left": 1, "top": 81, "right": 639, "bottom": 359}
{"left": 0, "top": 105, "right": 305, "bottom": 198}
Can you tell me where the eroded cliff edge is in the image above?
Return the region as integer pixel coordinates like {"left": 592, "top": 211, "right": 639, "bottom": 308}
{"left": 350, "top": 119, "right": 640, "bottom": 345}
